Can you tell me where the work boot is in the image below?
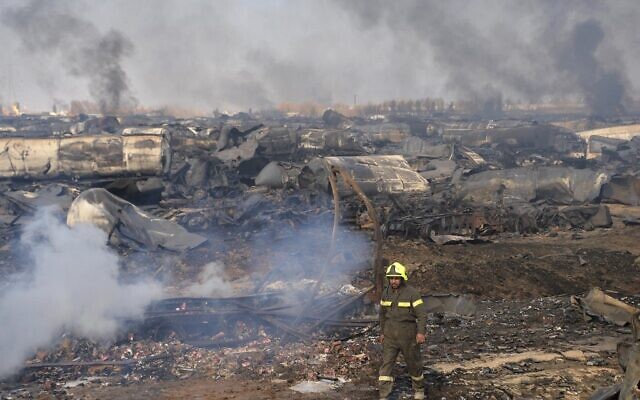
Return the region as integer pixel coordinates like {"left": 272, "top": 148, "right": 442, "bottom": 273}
{"left": 411, "top": 375, "right": 425, "bottom": 399}
{"left": 378, "top": 378, "right": 393, "bottom": 399}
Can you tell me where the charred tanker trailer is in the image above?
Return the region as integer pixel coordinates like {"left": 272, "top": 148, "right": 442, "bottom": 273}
{"left": 0, "top": 127, "right": 171, "bottom": 179}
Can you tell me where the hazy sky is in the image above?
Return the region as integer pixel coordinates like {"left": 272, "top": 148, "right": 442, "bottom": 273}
{"left": 0, "top": 0, "right": 638, "bottom": 114}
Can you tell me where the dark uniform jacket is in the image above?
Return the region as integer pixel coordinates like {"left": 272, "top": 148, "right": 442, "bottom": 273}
{"left": 379, "top": 283, "right": 428, "bottom": 335}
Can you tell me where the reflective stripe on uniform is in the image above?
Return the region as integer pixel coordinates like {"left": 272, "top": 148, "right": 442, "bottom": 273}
{"left": 398, "top": 302, "right": 411, "bottom": 307}
{"left": 411, "top": 374, "right": 424, "bottom": 381}
{"left": 414, "top": 392, "right": 425, "bottom": 399}
{"left": 380, "top": 300, "right": 392, "bottom": 306}
{"left": 378, "top": 375, "right": 394, "bottom": 382}
{"left": 412, "top": 298, "right": 424, "bottom": 307}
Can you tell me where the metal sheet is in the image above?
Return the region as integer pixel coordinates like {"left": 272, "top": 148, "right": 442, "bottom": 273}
{"left": 67, "top": 188, "right": 206, "bottom": 251}
{"left": 571, "top": 288, "right": 639, "bottom": 326}
{"left": 302, "top": 155, "right": 428, "bottom": 196}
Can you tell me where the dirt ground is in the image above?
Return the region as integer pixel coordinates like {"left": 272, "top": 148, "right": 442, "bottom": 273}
{"left": 5, "top": 210, "right": 640, "bottom": 399}
{"left": 388, "top": 223, "right": 640, "bottom": 300}
{"left": 71, "top": 378, "right": 366, "bottom": 399}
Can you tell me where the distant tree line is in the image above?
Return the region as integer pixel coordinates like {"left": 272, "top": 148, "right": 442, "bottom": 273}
{"left": 357, "top": 98, "right": 448, "bottom": 116}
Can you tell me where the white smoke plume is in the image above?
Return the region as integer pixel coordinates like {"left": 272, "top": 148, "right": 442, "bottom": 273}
{"left": 184, "top": 262, "right": 232, "bottom": 297}
{"left": 256, "top": 214, "right": 373, "bottom": 292}
{"left": 0, "top": 208, "right": 162, "bottom": 378}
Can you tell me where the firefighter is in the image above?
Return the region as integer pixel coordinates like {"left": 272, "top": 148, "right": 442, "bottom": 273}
{"left": 378, "top": 262, "right": 428, "bottom": 400}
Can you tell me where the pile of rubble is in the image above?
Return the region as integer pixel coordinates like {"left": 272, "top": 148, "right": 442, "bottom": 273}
{"left": 2, "top": 110, "right": 640, "bottom": 249}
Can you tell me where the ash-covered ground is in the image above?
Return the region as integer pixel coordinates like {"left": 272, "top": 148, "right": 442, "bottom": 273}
{"left": 1, "top": 216, "right": 639, "bottom": 400}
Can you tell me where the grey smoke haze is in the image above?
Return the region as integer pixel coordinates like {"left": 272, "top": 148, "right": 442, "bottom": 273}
{"left": 341, "top": 0, "right": 634, "bottom": 116}
{"left": 0, "top": 0, "right": 638, "bottom": 115}
{"left": 0, "top": 208, "right": 161, "bottom": 378}
{"left": 2, "top": 0, "right": 136, "bottom": 114}
{"left": 258, "top": 214, "right": 373, "bottom": 293}
{"left": 184, "top": 262, "right": 232, "bottom": 297}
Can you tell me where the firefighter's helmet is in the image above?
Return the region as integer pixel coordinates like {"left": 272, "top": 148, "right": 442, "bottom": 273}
{"left": 385, "top": 262, "right": 408, "bottom": 281}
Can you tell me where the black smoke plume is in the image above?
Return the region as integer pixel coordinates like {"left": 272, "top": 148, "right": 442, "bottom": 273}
{"left": 2, "top": 0, "right": 136, "bottom": 114}
{"left": 340, "top": 0, "right": 631, "bottom": 117}
{"left": 554, "top": 19, "right": 627, "bottom": 116}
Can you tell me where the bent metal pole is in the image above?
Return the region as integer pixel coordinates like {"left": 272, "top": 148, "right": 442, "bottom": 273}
{"left": 331, "top": 165, "right": 384, "bottom": 300}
